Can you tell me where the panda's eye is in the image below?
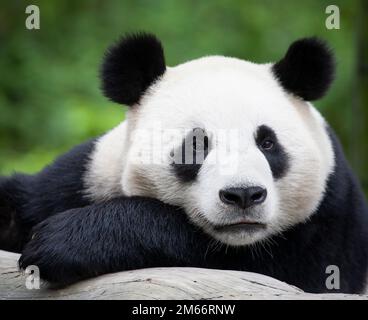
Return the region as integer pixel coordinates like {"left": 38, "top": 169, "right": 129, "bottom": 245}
{"left": 261, "top": 139, "right": 274, "bottom": 150}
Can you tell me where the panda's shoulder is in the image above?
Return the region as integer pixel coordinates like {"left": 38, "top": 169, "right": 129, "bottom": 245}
{"left": 37, "top": 138, "right": 97, "bottom": 182}
{"left": 324, "top": 126, "right": 365, "bottom": 197}
{"left": 27, "top": 139, "right": 98, "bottom": 215}
{"left": 313, "top": 125, "right": 368, "bottom": 244}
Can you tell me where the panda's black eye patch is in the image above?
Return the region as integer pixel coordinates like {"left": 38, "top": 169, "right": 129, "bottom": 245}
{"left": 255, "top": 125, "right": 290, "bottom": 179}
{"left": 171, "top": 128, "right": 210, "bottom": 183}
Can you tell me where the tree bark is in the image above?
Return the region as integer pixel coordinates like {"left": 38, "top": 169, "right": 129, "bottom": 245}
{"left": 0, "top": 250, "right": 367, "bottom": 300}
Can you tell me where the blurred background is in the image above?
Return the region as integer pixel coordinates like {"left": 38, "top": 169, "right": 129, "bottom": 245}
{"left": 0, "top": 0, "right": 367, "bottom": 195}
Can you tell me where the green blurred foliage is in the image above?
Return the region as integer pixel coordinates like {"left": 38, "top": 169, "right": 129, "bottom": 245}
{"left": 0, "top": 0, "right": 367, "bottom": 194}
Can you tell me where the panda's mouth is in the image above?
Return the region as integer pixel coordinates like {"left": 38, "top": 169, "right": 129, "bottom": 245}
{"left": 213, "top": 221, "right": 267, "bottom": 233}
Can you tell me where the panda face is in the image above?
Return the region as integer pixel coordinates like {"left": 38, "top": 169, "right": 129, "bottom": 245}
{"left": 94, "top": 34, "right": 335, "bottom": 246}
{"left": 121, "top": 56, "right": 335, "bottom": 246}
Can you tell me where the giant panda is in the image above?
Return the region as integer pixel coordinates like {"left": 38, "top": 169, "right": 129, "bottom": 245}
{"left": 0, "top": 33, "right": 367, "bottom": 294}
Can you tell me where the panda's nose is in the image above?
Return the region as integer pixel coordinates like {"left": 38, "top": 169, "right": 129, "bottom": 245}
{"left": 219, "top": 187, "right": 267, "bottom": 209}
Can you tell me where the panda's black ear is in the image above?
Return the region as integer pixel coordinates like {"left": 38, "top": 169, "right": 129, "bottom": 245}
{"left": 100, "top": 33, "right": 166, "bottom": 106}
{"left": 272, "top": 38, "right": 335, "bottom": 101}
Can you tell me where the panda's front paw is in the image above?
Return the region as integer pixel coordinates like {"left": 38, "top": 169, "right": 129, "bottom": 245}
{"left": 19, "top": 213, "right": 90, "bottom": 286}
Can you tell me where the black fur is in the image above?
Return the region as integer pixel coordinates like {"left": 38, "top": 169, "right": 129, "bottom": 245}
{"left": 272, "top": 38, "right": 335, "bottom": 101}
{"left": 172, "top": 163, "right": 202, "bottom": 183}
{"left": 255, "top": 125, "right": 290, "bottom": 179}
{"left": 0, "top": 139, "right": 95, "bottom": 251}
{"left": 0, "top": 177, "right": 28, "bottom": 252}
{"left": 100, "top": 33, "right": 166, "bottom": 106}
{"left": 19, "top": 197, "right": 212, "bottom": 286}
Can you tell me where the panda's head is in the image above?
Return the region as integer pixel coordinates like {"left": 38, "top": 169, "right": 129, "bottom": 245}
{"left": 100, "top": 33, "right": 335, "bottom": 246}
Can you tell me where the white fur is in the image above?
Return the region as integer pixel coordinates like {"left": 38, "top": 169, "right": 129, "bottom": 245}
{"left": 84, "top": 121, "right": 129, "bottom": 201}
{"left": 85, "top": 56, "right": 335, "bottom": 246}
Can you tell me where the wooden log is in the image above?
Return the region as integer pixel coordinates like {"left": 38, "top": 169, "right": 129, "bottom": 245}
{"left": 0, "top": 250, "right": 366, "bottom": 300}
